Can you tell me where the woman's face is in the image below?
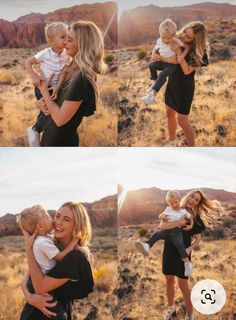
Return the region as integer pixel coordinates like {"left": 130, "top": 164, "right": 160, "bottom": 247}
{"left": 64, "top": 29, "right": 78, "bottom": 57}
{"left": 53, "top": 206, "right": 75, "bottom": 240}
{"left": 186, "top": 192, "right": 202, "bottom": 209}
{"left": 181, "top": 28, "right": 194, "bottom": 43}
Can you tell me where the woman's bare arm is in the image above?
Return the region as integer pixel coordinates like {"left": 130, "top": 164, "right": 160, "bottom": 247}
{"left": 21, "top": 274, "right": 57, "bottom": 318}
{"left": 37, "top": 81, "right": 82, "bottom": 127}
{"left": 159, "top": 216, "right": 186, "bottom": 230}
{"left": 178, "top": 58, "right": 195, "bottom": 75}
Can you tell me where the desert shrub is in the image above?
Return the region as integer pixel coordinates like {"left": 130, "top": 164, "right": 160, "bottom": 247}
{"left": 223, "top": 217, "right": 236, "bottom": 228}
{"left": 138, "top": 227, "right": 148, "bottom": 237}
{"left": 104, "top": 54, "right": 115, "bottom": 64}
{"left": 137, "top": 49, "right": 147, "bottom": 60}
{"left": 93, "top": 265, "right": 116, "bottom": 292}
{"left": 210, "top": 227, "right": 226, "bottom": 240}
{"left": 228, "top": 36, "right": 236, "bottom": 46}
{"left": 217, "top": 48, "right": 231, "bottom": 60}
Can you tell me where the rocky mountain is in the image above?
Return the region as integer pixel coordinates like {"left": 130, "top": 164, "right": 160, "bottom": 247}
{"left": 0, "top": 194, "right": 117, "bottom": 237}
{"left": 118, "top": 187, "right": 236, "bottom": 225}
{"left": 119, "top": 2, "right": 236, "bottom": 46}
{"left": 0, "top": 2, "right": 117, "bottom": 49}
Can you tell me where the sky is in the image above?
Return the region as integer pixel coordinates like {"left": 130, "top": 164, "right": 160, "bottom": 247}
{"left": 0, "top": 148, "right": 117, "bottom": 215}
{"left": 118, "top": 148, "right": 236, "bottom": 193}
{"left": 0, "top": 0, "right": 235, "bottom": 21}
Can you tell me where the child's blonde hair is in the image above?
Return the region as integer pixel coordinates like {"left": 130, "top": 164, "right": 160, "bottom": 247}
{"left": 166, "top": 190, "right": 181, "bottom": 203}
{"left": 45, "top": 22, "right": 68, "bottom": 43}
{"left": 159, "top": 18, "right": 177, "bottom": 36}
{"left": 17, "top": 205, "right": 46, "bottom": 235}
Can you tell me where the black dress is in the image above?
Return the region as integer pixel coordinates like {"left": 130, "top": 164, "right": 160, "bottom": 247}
{"left": 165, "top": 52, "right": 208, "bottom": 115}
{"left": 20, "top": 250, "right": 94, "bottom": 320}
{"left": 41, "top": 73, "right": 96, "bottom": 146}
{"left": 162, "top": 216, "right": 206, "bottom": 279}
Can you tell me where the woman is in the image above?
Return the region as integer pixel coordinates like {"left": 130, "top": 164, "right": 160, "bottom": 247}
{"left": 20, "top": 202, "right": 94, "bottom": 320}
{"left": 160, "top": 189, "right": 225, "bottom": 320}
{"left": 37, "top": 20, "right": 107, "bottom": 146}
{"left": 153, "top": 21, "right": 209, "bottom": 146}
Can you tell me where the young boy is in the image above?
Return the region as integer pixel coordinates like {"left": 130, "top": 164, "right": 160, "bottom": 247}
{"left": 141, "top": 18, "right": 189, "bottom": 104}
{"left": 17, "top": 205, "right": 77, "bottom": 319}
{"left": 135, "top": 190, "right": 193, "bottom": 277}
{"left": 26, "top": 22, "right": 72, "bottom": 147}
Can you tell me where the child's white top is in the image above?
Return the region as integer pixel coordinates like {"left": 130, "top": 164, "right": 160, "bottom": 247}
{"left": 34, "top": 47, "right": 72, "bottom": 86}
{"left": 33, "top": 235, "right": 59, "bottom": 273}
{"left": 163, "top": 207, "right": 191, "bottom": 221}
{"left": 155, "top": 37, "right": 184, "bottom": 58}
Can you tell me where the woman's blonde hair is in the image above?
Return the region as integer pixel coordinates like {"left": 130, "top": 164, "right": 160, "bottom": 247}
{"left": 181, "top": 189, "right": 226, "bottom": 229}
{"left": 179, "top": 21, "right": 209, "bottom": 67}
{"left": 59, "top": 201, "right": 93, "bottom": 262}
{"left": 70, "top": 20, "right": 107, "bottom": 100}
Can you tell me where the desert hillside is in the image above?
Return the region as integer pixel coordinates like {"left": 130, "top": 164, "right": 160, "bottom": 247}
{"left": 117, "top": 226, "right": 236, "bottom": 320}
{"left": 118, "top": 187, "right": 236, "bottom": 232}
{"left": 119, "top": 3, "right": 236, "bottom": 46}
{"left": 0, "top": 227, "right": 118, "bottom": 320}
{"left": 0, "top": 194, "right": 117, "bottom": 237}
{"left": 118, "top": 18, "right": 236, "bottom": 147}
{"left": 0, "top": 2, "right": 117, "bottom": 49}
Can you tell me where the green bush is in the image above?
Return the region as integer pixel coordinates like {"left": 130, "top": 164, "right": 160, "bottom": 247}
{"left": 138, "top": 227, "right": 148, "bottom": 237}
{"left": 137, "top": 50, "right": 147, "bottom": 60}
{"left": 104, "top": 54, "right": 115, "bottom": 64}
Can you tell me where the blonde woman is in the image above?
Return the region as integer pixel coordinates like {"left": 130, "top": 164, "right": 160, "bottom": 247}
{"left": 159, "top": 190, "right": 225, "bottom": 320}
{"left": 37, "top": 20, "right": 107, "bottom": 146}
{"left": 153, "top": 21, "right": 209, "bottom": 146}
{"left": 20, "top": 202, "right": 94, "bottom": 320}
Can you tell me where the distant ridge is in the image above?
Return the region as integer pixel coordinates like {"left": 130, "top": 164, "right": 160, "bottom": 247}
{"left": 0, "top": 2, "right": 117, "bottom": 49}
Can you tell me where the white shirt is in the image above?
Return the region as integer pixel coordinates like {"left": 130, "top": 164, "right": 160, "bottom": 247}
{"left": 155, "top": 37, "right": 184, "bottom": 58}
{"left": 163, "top": 207, "right": 191, "bottom": 222}
{"left": 35, "top": 47, "right": 72, "bottom": 86}
{"left": 33, "top": 235, "right": 59, "bottom": 273}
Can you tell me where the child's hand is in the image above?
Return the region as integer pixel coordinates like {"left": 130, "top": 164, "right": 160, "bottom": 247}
{"left": 70, "top": 238, "right": 79, "bottom": 249}
{"left": 50, "top": 87, "right": 58, "bottom": 100}
{"left": 177, "top": 54, "right": 184, "bottom": 64}
{"left": 31, "top": 73, "right": 41, "bottom": 87}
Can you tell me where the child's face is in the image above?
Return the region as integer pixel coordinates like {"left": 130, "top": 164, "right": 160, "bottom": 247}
{"left": 168, "top": 197, "right": 181, "bottom": 211}
{"left": 50, "top": 30, "right": 67, "bottom": 50}
{"left": 39, "top": 211, "right": 53, "bottom": 235}
{"left": 161, "top": 34, "right": 174, "bottom": 44}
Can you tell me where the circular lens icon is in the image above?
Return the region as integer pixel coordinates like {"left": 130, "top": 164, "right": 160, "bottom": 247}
{"left": 191, "top": 279, "right": 226, "bottom": 315}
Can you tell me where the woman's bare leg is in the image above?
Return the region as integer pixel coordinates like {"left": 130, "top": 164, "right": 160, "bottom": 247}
{"left": 166, "top": 105, "right": 177, "bottom": 143}
{"left": 177, "top": 114, "right": 195, "bottom": 146}
{"left": 177, "top": 278, "right": 193, "bottom": 316}
{"left": 165, "top": 275, "right": 175, "bottom": 306}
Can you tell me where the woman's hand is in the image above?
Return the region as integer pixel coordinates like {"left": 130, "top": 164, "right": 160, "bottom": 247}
{"left": 177, "top": 216, "right": 187, "bottom": 227}
{"left": 186, "top": 247, "right": 192, "bottom": 255}
{"left": 182, "top": 224, "right": 193, "bottom": 231}
{"left": 36, "top": 98, "right": 50, "bottom": 116}
{"left": 28, "top": 293, "right": 57, "bottom": 318}
{"left": 170, "top": 40, "right": 182, "bottom": 56}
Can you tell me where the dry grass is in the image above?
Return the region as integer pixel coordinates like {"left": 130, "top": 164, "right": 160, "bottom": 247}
{"left": 0, "top": 229, "right": 118, "bottom": 320}
{"left": 117, "top": 226, "right": 236, "bottom": 320}
{"left": 0, "top": 48, "right": 118, "bottom": 147}
{"left": 118, "top": 51, "right": 236, "bottom": 147}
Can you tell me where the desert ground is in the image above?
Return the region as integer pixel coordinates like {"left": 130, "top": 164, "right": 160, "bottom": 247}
{"left": 118, "top": 50, "right": 236, "bottom": 147}
{"left": 117, "top": 226, "right": 236, "bottom": 320}
{"left": 0, "top": 227, "right": 118, "bottom": 320}
{"left": 0, "top": 47, "right": 118, "bottom": 147}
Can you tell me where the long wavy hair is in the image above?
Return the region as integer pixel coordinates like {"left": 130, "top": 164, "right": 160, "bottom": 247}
{"left": 181, "top": 189, "right": 226, "bottom": 229}
{"left": 69, "top": 20, "right": 107, "bottom": 100}
{"left": 59, "top": 201, "right": 93, "bottom": 263}
{"left": 179, "top": 21, "right": 209, "bottom": 67}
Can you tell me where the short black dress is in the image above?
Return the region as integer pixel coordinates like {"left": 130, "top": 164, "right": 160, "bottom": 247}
{"left": 41, "top": 73, "right": 96, "bottom": 147}
{"left": 162, "top": 215, "right": 206, "bottom": 279}
{"left": 165, "top": 52, "right": 208, "bottom": 115}
{"left": 20, "top": 250, "right": 94, "bottom": 320}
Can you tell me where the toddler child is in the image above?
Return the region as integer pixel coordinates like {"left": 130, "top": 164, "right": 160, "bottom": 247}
{"left": 26, "top": 22, "right": 72, "bottom": 147}
{"left": 135, "top": 190, "right": 193, "bottom": 277}
{"left": 17, "top": 205, "right": 77, "bottom": 320}
{"left": 141, "top": 18, "right": 189, "bottom": 104}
